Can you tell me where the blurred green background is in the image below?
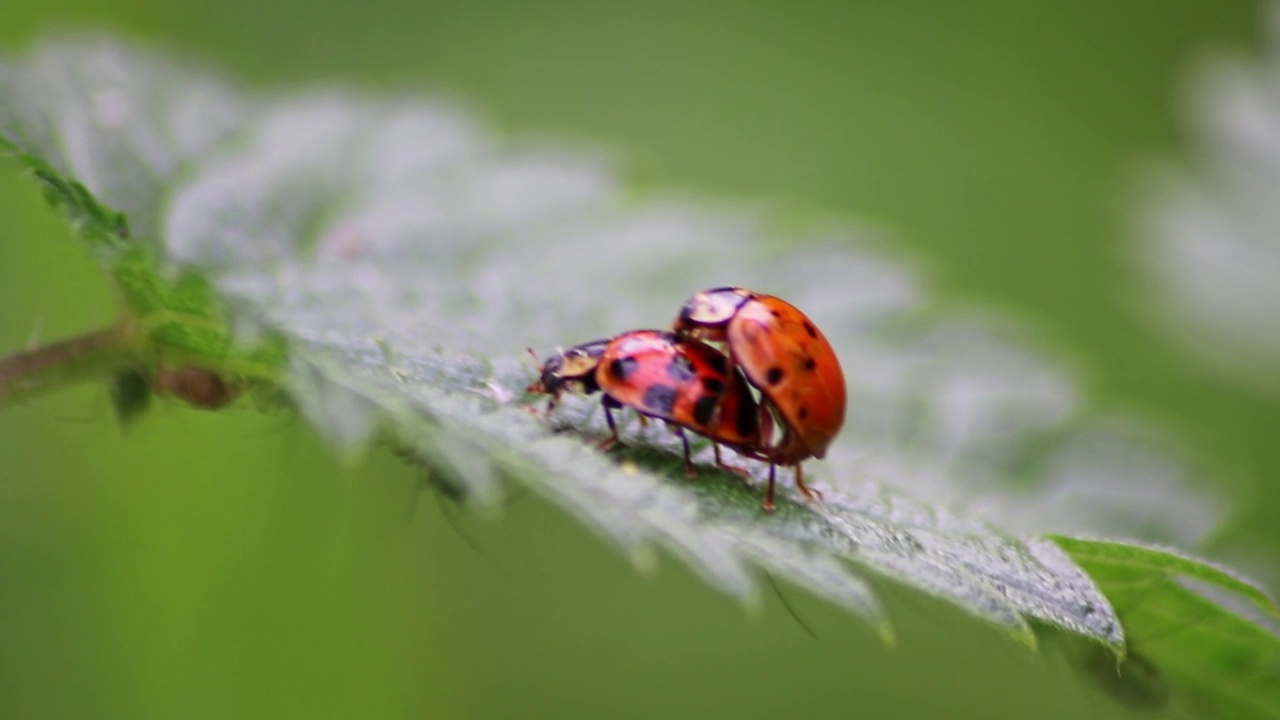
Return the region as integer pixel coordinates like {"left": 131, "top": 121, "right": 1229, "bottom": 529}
{"left": 2, "top": 1, "right": 1276, "bottom": 718}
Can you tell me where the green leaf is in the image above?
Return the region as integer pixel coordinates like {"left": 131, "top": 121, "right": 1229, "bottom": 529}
{"left": 0, "top": 38, "right": 278, "bottom": 383}
{"left": 1052, "top": 537, "right": 1278, "bottom": 615}
{"left": 1055, "top": 537, "right": 1280, "bottom": 719}
{"left": 2, "top": 36, "right": 1277, "bottom": 717}
{"left": 108, "top": 367, "right": 151, "bottom": 427}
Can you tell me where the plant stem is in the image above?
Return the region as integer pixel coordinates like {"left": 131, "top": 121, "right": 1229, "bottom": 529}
{"left": 0, "top": 325, "right": 134, "bottom": 407}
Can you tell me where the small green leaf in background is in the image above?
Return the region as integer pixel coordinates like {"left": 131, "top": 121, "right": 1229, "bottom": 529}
{"left": 108, "top": 367, "right": 150, "bottom": 426}
{"left": 2, "top": 35, "right": 1278, "bottom": 719}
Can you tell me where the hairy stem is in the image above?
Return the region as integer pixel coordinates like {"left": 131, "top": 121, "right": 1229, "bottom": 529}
{"left": 0, "top": 325, "right": 134, "bottom": 406}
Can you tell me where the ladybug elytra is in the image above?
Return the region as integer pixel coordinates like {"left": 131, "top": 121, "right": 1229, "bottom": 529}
{"left": 527, "top": 330, "right": 769, "bottom": 479}
{"left": 673, "top": 286, "right": 847, "bottom": 509}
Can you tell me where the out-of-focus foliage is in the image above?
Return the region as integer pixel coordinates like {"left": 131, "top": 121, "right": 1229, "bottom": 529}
{"left": 1139, "top": 3, "right": 1280, "bottom": 399}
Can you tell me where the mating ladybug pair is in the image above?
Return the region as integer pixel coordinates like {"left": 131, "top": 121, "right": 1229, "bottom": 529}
{"left": 527, "top": 287, "right": 846, "bottom": 511}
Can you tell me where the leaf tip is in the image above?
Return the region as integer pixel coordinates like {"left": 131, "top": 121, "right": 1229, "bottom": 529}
{"left": 629, "top": 546, "right": 660, "bottom": 577}
{"left": 1011, "top": 626, "right": 1039, "bottom": 652}
{"left": 1261, "top": 598, "right": 1280, "bottom": 618}
{"left": 875, "top": 621, "right": 897, "bottom": 649}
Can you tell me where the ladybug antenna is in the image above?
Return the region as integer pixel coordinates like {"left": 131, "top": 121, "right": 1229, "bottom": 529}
{"left": 525, "top": 347, "right": 541, "bottom": 366}
{"left": 765, "top": 571, "right": 818, "bottom": 639}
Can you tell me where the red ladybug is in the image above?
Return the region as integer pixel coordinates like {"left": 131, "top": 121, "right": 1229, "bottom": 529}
{"left": 527, "top": 330, "right": 769, "bottom": 480}
{"left": 673, "top": 287, "right": 847, "bottom": 507}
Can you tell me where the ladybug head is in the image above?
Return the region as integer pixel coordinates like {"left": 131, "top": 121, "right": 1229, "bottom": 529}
{"left": 675, "top": 286, "right": 750, "bottom": 331}
{"left": 529, "top": 339, "right": 608, "bottom": 396}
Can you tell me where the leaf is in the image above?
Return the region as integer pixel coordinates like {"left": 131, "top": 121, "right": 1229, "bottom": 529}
{"left": 0, "top": 38, "right": 279, "bottom": 381}
{"left": 2, "top": 35, "right": 1277, "bottom": 717}
{"left": 1054, "top": 537, "right": 1280, "bottom": 720}
{"left": 108, "top": 368, "right": 151, "bottom": 426}
{"left": 1137, "top": 3, "right": 1280, "bottom": 396}
{"left": 1053, "top": 537, "right": 1278, "bottom": 615}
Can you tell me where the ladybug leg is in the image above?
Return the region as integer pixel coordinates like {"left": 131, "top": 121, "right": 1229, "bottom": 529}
{"left": 521, "top": 390, "right": 556, "bottom": 416}
{"left": 597, "top": 395, "right": 622, "bottom": 451}
{"left": 712, "top": 443, "right": 749, "bottom": 477}
{"left": 675, "top": 427, "right": 697, "bottom": 479}
{"left": 793, "top": 463, "right": 823, "bottom": 501}
{"left": 763, "top": 461, "right": 778, "bottom": 512}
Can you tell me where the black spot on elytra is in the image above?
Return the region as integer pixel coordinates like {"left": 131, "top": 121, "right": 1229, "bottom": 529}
{"left": 666, "top": 356, "right": 696, "bottom": 382}
{"left": 802, "top": 321, "right": 818, "bottom": 338}
{"left": 736, "top": 401, "right": 759, "bottom": 437}
{"left": 766, "top": 366, "right": 785, "bottom": 385}
{"left": 693, "top": 395, "right": 717, "bottom": 426}
{"left": 798, "top": 407, "right": 810, "bottom": 420}
{"left": 803, "top": 357, "right": 817, "bottom": 372}
{"left": 702, "top": 377, "right": 724, "bottom": 394}
{"left": 608, "top": 357, "right": 638, "bottom": 381}
{"left": 769, "top": 308, "right": 781, "bottom": 318}
{"left": 706, "top": 352, "right": 728, "bottom": 374}
{"left": 641, "top": 385, "right": 678, "bottom": 416}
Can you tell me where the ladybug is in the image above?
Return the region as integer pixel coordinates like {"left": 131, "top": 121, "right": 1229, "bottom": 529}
{"left": 673, "top": 286, "right": 847, "bottom": 507}
{"left": 527, "top": 330, "right": 770, "bottom": 480}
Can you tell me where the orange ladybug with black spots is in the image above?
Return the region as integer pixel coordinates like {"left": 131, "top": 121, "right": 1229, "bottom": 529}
{"left": 673, "top": 286, "right": 847, "bottom": 508}
{"left": 527, "top": 329, "right": 770, "bottom": 479}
